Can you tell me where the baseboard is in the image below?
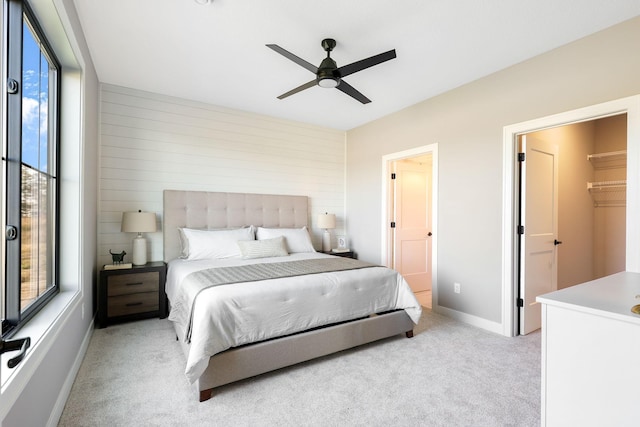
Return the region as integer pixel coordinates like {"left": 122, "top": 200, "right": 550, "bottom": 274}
{"left": 433, "top": 304, "right": 505, "bottom": 335}
{"left": 46, "top": 318, "right": 94, "bottom": 427}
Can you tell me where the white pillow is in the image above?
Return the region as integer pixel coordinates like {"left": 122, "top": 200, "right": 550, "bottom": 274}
{"left": 180, "top": 226, "right": 255, "bottom": 260}
{"left": 256, "top": 226, "right": 316, "bottom": 253}
{"left": 177, "top": 228, "right": 191, "bottom": 258}
{"left": 237, "top": 236, "right": 289, "bottom": 259}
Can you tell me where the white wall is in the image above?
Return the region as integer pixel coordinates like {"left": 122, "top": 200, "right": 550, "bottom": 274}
{"left": 346, "top": 16, "right": 640, "bottom": 326}
{"left": 97, "top": 85, "right": 346, "bottom": 267}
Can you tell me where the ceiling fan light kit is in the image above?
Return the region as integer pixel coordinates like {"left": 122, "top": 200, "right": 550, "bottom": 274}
{"left": 267, "top": 38, "right": 396, "bottom": 104}
{"left": 317, "top": 77, "right": 339, "bottom": 88}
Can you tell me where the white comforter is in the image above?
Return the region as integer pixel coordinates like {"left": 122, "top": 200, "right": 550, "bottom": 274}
{"left": 166, "top": 252, "right": 422, "bottom": 383}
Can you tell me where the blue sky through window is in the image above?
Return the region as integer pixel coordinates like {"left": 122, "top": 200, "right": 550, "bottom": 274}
{"left": 21, "top": 21, "right": 49, "bottom": 173}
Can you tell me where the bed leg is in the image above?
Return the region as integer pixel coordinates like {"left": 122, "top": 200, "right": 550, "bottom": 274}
{"left": 199, "top": 389, "right": 214, "bottom": 402}
{"left": 405, "top": 330, "right": 414, "bottom": 338}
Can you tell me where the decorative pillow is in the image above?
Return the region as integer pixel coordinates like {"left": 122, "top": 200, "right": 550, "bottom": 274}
{"left": 256, "top": 226, "right": 316, "bottom": 253}
{"left": 180, "top": 226, "right": 255, "bottom": 260}
{"left": 237, "top": 236, "right": 289, "bottom": 259}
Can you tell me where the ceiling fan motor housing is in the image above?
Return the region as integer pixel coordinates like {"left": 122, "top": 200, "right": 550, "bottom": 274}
{"left": 317, "top": 57, "right": 340, "bottom": 88}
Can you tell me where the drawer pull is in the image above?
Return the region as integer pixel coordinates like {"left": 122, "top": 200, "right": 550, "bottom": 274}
{"left": 126, "top": 282, "right": 144, "bottom": 286}
{"left": 126, "top": 302, "right": 143, "bottom": 307}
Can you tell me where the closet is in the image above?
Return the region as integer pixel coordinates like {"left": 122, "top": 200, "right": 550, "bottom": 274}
{"left": 527, "top": 113, "right": 627, "bottom": 289}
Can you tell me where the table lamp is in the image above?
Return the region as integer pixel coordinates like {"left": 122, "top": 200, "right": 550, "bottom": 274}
{"left": 317, "top": 212, "right": 336, "bottom": 252}
{"left": 121, "top": 210, "right": 157, "bottom": 265}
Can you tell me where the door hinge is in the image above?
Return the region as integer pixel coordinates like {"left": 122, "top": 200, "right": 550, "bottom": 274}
{"left": 390, "top": 222, "right": 396, "bottom": 228}
{"left": 517, "top": 298, "right": 524, "bottom": 307}
{"left": 517, "top": 225, "right": 524, "bottom": 235}
{"left": 391, "top": 173, "right": 396, "bottom": 179}
{"left": 518, "top": 152, "right": 525, "bottom": 162}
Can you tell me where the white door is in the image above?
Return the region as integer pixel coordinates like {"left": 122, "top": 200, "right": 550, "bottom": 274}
{"left": 519, "top": 135, "right": 559, "bottom": 334}
{"left": 393, "top": 158, "right": 433, "bottom": 295}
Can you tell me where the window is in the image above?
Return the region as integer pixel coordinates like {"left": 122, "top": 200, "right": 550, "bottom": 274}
{"left": 2, "top": 0, "right": 60, "bottom": 337}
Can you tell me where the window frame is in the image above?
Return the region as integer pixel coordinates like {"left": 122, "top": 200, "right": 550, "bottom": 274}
{"left": 2, "top": 0, "right": 61, "bottom": 338}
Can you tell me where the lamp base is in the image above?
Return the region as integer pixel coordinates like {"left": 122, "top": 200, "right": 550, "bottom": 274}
{"left": 132, "top": 235, "right": 148, "bottom": 266}
{"left": 322, "top": 229, "right": 332, "bottom": 253}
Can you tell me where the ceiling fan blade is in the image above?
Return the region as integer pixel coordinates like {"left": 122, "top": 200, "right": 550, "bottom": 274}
{"left": 277, "top": 80, "right": 317, "bottom": 100}
{"left": 336, "top": 81, "right": 371, "bottom": 104}
{"left": 337, "top": 49, "right": 396, "bottom": 78}
{"left": 266, "top": 44, "right": 318, "bottom": 74}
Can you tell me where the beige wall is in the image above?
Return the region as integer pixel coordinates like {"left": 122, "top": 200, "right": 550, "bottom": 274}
{"left": 346, "top": 16, "right": 640, "bottom": 323}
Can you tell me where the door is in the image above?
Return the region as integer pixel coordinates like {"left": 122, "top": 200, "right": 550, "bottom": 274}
{"left": 519, "top": 135, "right": 559, "bottom": 334}
{"left": 392, "top": 158, "right": 433, "bottom": 295}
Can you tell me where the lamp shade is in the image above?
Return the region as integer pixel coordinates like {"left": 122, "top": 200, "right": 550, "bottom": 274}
{"left": 121, "top": 210, "right": 157, "bottom": 233}
{"left": 317, "top": 213, "right": 336, "bottom": 229}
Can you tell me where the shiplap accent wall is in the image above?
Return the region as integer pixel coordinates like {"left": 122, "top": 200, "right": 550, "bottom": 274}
{"left": 98, "top": 84, "right": 346, "bottom": 266}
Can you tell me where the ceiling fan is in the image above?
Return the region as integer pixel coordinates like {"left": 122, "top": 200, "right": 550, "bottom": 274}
{"left": 266, "top": 38, "right": 396, "bottom": 104}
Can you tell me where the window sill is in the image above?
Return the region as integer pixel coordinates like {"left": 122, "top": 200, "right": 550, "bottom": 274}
{"left": 0, "top": 290, "right": 80, "bottom": 419}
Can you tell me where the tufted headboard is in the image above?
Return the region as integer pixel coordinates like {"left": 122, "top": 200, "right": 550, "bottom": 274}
{"left": 163, "top": 190, "right": 309, "bottom": 262}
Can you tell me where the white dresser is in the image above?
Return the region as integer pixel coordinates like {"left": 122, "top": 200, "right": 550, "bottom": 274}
{"left": 537, "top": 272, "right": 640, "bottom": 427}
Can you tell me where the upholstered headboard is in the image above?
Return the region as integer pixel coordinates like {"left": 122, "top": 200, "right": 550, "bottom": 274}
{"left": 163, "top": 190, "right": 309, "bottom": 262}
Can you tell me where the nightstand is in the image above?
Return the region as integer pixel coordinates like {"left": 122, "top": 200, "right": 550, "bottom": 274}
{"left": 98, "top": 261, "right": 167, "bottom": 328}
{"left": 324, "top": 250, "right": 357, "bottom": 259}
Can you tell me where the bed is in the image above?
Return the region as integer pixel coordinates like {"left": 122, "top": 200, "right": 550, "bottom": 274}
{"left": 163, "top": 190, "right": 422, "bottom": 402}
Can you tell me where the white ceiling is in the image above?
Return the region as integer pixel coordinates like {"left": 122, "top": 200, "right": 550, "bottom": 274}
{"left": 72, "top": 0, "right": 640, "bottom": 130}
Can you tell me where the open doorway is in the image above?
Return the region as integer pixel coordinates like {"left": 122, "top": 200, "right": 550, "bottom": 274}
{"left": 502, "top": 95, "right": 640, "bottom": 337}
{"left": 517, "top": 115, "right": 627, "bottom": 334}
{"left": 381, "top": 144, "right": 438, "bottom": 310}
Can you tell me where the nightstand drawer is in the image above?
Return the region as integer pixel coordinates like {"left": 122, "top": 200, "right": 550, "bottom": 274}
{"left": 108, "top": 292, "right": 159, "bottom": 317}
{"left": 107, "top": 272, "right": 159, "bottom": 296}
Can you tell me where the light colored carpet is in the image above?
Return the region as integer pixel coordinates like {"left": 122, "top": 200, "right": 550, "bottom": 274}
{"left": 58, "top": 309, "right": 540, "bottom": 426}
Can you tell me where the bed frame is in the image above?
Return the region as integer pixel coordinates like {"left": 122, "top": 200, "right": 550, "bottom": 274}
{"left": 163, "top": 190, "right": 415, "bottom": 402}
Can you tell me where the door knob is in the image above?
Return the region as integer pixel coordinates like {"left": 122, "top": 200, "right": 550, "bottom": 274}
{"left": 427, "top": 232, "right": 432, "bottom": 237}
{"left": 554, "top": 239, "right": 563, "bottom": 245}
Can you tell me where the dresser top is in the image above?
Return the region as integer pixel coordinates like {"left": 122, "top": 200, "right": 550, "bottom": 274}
{"left": 537, "top": 271, "right": 640, "bottom": 325}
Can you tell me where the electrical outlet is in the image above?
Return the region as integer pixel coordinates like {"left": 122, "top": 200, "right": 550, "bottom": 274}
{"left": 454, "top": 282, "right": 461, "bottom": 294}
